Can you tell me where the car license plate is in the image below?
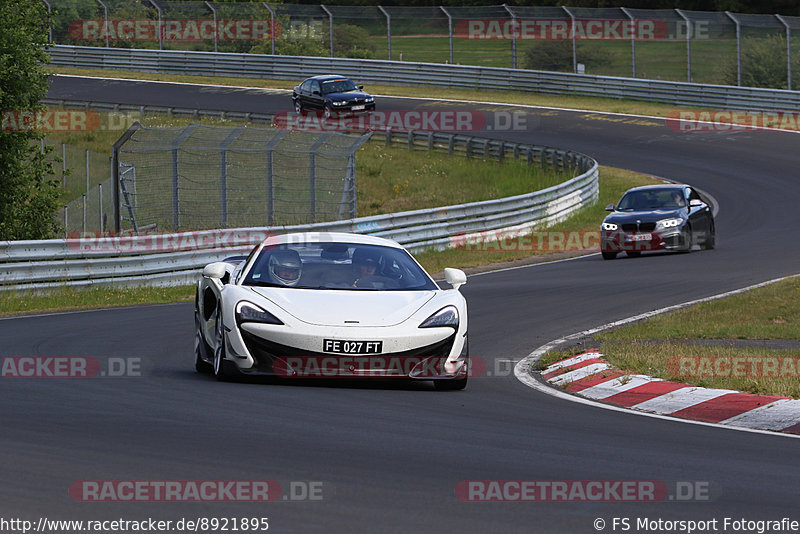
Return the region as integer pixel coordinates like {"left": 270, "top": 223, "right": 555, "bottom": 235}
{"left": 323, "top": 339, "right": 382, "bottom": 354}
{"left": 351, "top": 105, "right": 365, "bottom": 111}
{"left": 627, "top": 233, "right": 651, "bottom": 242}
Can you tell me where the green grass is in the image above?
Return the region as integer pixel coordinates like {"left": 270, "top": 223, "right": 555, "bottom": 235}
{"left": 356, "top": 142, "right": 571, "bottom": 215}
{"left": 597, "top": 276, "right": 800, "bottom": 341}
{"left": 0, "top": 285, "right": 195, "bottom": 316}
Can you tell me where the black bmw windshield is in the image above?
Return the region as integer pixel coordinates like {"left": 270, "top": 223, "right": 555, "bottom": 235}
{"left": 243, "top": 242, "right": 438, "bottom": 291}
{"left": 617, "top": 189, "right": 685, "bottom": 211}
{"left": 321, "top": 79, "right": 358, "bottom": 94}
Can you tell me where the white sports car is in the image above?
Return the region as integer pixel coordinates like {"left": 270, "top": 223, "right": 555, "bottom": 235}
{"left": 194, "top": 232, "right": 469, "bottom": 390}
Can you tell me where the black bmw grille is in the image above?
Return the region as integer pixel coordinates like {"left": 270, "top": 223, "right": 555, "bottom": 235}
{"left": 621, "top": 222, "right": 655, "bottom": 232}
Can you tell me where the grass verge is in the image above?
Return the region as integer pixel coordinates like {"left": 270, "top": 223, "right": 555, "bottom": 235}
{"left": 0, "top": 285, "right": 195, "bottom": 316}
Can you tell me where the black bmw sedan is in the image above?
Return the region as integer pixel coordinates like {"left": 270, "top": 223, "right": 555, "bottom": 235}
{"left": 292, "top": 75, "right": 375, "bottom": 117}
{"left": 600, "top": 184, "right": 715, "bottom": 260}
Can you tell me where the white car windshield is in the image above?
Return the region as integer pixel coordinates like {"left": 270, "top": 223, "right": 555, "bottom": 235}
{"left": 243, "top": 242, "right": 438, "bottom": 291}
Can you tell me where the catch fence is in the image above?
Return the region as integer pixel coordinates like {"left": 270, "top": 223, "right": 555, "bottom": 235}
{"left": 44, "top": 1, "right": 800, "bottom": 88}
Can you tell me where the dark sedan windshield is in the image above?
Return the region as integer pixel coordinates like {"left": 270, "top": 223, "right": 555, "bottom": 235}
{"left": 321, "top": 79, "right": 358, "bottom": 94}
{"left": 617, "top": 189, "right": 685, "bottom": 211}
{"left": 243, "top": 242, "right": 438, "bottom": 291}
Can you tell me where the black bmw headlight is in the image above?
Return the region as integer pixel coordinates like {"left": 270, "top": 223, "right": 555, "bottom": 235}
{"left": 419, "top": 306, "right": 459, "bottom": 329}
{"left": 236, "top": 301, "right": 284, "bottom": 326}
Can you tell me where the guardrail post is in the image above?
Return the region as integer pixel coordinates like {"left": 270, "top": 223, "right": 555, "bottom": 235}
{"left": 378, "top": 6, "right": 391, "bottom": 60}
{"left": 85, "top": 149, "right": 90, "bottom": 204}
{"left": 82, "top": 194, "right": 86, "bottom": 232}
{"left": 676, "top": 9, "right": 691, "bottom": 82}
{"left": 427, "top": 131, "right": 434, "bottom": 151}
{"left": 204, "top": 1, "right": 217, "bottom": 53}
{"left": 562, "top": 6, "right": 577, "bottom": 73}
{"left": 262, "top": 3, "right": 275, "bottom": 55}
{"left": 99, "top": 183, "right": 103, "bottom": 233}
{"left": 170, "top": 124, "right": 199, "bottom": 231}
{"left": 321, "top": 5, "right": 334, "bottom": 58}
{"left": 407, "top": 131, "right": 414, "bottom": 151}
{"left": 620, "top": 7, "right": 636, "bottom": 78}
{"left": 308, "top": 134, "right": 332, "bottom": 223}
{"left": 95, "top": 0, "right": 109, "bottom": 47}
{"left": 264, "top": 130, "right": 286, "bottom": 226}
{"left": 776, "top": 14, "right": 792, "bottom": 90}
{"left": 42, "top": 0, "right": 53, "bottom": 43}
{"left": 448, "top": 134, "right": 454, "bottom": 156}
{"left": 219, "top": 126, "right": 245, "bottom": 228}
{"left": 61, "top": 142, "right": 66, "bottom": 189}
{"left": 503, "top": 4, "right": 517, "bottom": 69}
{"left": 439, "top": 6, "right": 453, "bottom": 64}
{"left": 64, "top": 206, "right": 68, "bottom": 237}
{"left": 726, "top": 12, "right": 741, "bottom": 86}
{"left": 149, "top": 0, "right": 163, "bottom": 50}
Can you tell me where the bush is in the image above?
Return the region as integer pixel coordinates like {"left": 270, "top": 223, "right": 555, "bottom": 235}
{"left": 522, "top": 40, "right": 614, "bottom": 73}
{"left": 722, "top": 34, "right": 799, "bottom": 89}
{"left": 333, "top": 24, "right": 376, "bottom": 59}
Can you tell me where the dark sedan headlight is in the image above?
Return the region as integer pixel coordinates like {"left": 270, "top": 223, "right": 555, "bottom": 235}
{"left": 601, "top": 222, "right": 618, "bottom": 231}
{"left": 365, "top": 97, "right": 374, "bottom": 103}
{"left": 655, "top": 218, "right": 684, "bottom": 230}
{"left": 331, "top": 101, "right": 347, "bottom": 106}
{"left": 236, "top": 301, "right": 283, "bottom": 326}
{"left": 419, "top": 306, "right": 459, "bottom": 329}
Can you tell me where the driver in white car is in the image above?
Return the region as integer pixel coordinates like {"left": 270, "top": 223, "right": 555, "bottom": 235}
{"left": 269, "top": 249, "right": 303, "bottom": 287}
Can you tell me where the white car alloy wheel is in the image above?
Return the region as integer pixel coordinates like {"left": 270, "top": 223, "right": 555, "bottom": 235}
{"left": 213, "top": 306, "right": 227, "bottom": 380}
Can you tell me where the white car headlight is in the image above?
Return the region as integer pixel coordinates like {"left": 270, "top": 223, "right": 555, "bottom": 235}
{"left": 365, "top": 97, "right": 374, "bottom": 103}
{"left": 331, "top": 101, "right": 346, "bottom": 106}
{"left": 602, "top": 222, "right": 618, "bottom": 231}
{"left": 236, "top": 301, "right": 283, "bottom": 326}
{"left": 655, "top": 218, "right": 683, "bottom": 230}
{"left": 419, "top": 306, "right": 459, "bottom": 329}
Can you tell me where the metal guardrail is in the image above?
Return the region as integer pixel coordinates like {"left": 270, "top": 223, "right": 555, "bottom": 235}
{"left": 50, "top": 45, "right": 800, "bottom": 111}
{"left": 0, "top": 129, "right": 597, "bottom": 291}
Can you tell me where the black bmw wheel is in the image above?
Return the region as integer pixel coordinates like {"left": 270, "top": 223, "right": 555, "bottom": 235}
{"left": 601, "top": 251, "right": 617, "bottom": 260}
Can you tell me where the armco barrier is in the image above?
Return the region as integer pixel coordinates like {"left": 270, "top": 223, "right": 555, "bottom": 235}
{"left": 0, "top": 130, "right": 597, "bottom": 291}
{"left": 49, "top": 45, "right": 800, "bottom": 111}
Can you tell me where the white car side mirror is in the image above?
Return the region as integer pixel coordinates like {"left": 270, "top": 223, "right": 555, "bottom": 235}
{"left": 444, "top": 268, "right": 467, "bottom": 291}
{"left": 202, "top": 262, "right": 227, "bottom": 279}
{"left": 689, "top": 199, "right": 703, "bottom": 207}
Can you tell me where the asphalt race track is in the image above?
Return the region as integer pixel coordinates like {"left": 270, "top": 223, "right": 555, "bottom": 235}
{"left": 1, "top": 75, "right": 798, "bottom": 533}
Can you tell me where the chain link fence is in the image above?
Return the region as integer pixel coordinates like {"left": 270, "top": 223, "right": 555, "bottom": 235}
{"left": 44, "top": 1, "right": 800, "bottom": 89}
{"left": 110, "top": 124, "right": 369, "bottom": 233}
{"left": 42, "top": 141, "right": 114, "bottom": 235}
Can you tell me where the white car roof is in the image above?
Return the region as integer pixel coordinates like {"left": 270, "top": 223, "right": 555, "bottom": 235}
{"left": 262, "top": 232, "right": 403, "bottom": 249}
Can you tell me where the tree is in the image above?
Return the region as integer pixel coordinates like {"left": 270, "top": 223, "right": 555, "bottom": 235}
{"left": 0, "top": 0, "right": 61, "bottom": 240}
